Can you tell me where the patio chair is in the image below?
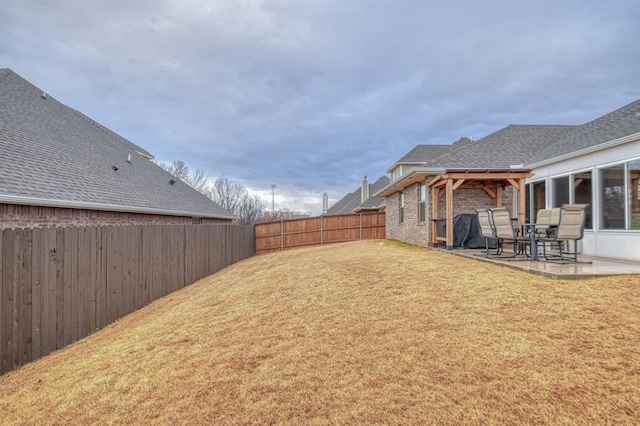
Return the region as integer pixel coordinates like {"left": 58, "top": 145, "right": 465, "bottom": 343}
{"left": 489, "top": 207, "right": 532, "bottom": 259}
{"left": 474, "top": 209, "right": 500, "bottom": 257}
{"left": 534, "top": 208, "right": 560, "bottom": 238}
{"left": 537, "top": 204, "right": 592, "bottom": 264}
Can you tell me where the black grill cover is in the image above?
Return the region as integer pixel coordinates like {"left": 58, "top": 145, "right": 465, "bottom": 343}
{"left": 452, "top": 213, "right": 497, "bottom": 249}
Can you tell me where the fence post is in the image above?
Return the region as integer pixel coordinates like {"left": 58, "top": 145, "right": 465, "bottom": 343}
{"left": 320, "top": 215, "right": 324, "bottom": 245}
{"left": 280, "top": 220, "right": 284, "bottom": 251}
{"left": 360, "top": 213, "right": 363, "bottom": 240}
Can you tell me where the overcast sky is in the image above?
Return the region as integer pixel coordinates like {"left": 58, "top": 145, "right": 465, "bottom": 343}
{"left": 2, "top": 1, "right": 639, "bottom": 215}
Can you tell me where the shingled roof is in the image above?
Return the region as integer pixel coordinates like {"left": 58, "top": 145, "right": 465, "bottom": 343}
{"left": 528, "top": 98, "right": 640, "bottom": 165}
{"left": 386, "top": 143, "right": 452, "bottom": 172}
{"left": 397, "top": 144, "right": 452, "bottom": 163}
{"left": 421, "top": 125, "right": 578, "bottom": 169}
{"left": 0, "top": 69, "right": 235, "bottom": 220}
{"left": 326, "top": 175, "right": 390, "bottom": 215}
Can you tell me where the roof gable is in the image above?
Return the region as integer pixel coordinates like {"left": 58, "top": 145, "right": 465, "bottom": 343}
{"left": 0, "top": 69, "right": 234, "bottom": 219}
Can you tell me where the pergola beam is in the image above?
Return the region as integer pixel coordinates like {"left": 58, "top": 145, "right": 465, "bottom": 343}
{"left": 506, "top": 178, "right": 520, "bottom": 190}
{"left": 452, "top": 179, "right": 466, "bottom": 191}
{"left": 482, "top": 185, "right": 497, "bottom": 199}
{"left": 437, "top": 172, "right": 531, "bottom": 180}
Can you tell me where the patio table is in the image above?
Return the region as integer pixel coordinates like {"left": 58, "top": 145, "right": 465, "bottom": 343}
{"left": 521, "top": 223, "right": 538, "bottom": 261}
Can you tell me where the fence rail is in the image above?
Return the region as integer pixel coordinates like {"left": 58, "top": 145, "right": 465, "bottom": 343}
{"left": 0, "top": 224, "right": 254, "bottom": 375}
{"left": 255, "top": 212, "right": 385, "bottom": 254}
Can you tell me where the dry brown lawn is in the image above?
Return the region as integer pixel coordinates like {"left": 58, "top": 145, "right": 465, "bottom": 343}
{"left": 1, "top": 240, "right": 639, "bottom": 425}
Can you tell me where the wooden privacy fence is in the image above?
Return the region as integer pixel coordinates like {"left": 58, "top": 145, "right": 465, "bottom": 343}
{"left": 255, "top": 212, "right": 385, "bottom": 254}
{"left": 0, "top": 224, "right": 254, "bottom": 375}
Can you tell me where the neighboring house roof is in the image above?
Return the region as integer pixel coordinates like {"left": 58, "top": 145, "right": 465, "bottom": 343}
{"left": 386, "top": 143, "right": 452, "bottom": 172}
{"left": 397, "top": 144, "right": 453, "bottom": 163}
{"left": 0, "top": 69, "right": 235, "bottom": 220}
{"left": 326, "top": 175, "right": 390, "bottom": 215}
{"left": 326, "top": 188, "right": 359, "bottom": 215}
{"left": 353, "top": 176, "right": 391, "bottom": 213}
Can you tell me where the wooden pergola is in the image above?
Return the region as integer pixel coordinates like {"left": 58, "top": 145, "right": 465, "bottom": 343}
{"left": 428, "top": 169, "right": 533, "bottom": 249}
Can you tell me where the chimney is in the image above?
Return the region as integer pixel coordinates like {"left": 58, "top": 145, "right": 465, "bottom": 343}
{"left": 361, "top": 176, "right": 369, "bottom": 203}
{"left": 322, "top": 193, "right": 328, "bottom": 215}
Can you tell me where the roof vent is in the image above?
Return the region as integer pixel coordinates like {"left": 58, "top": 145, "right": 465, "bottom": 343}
{"left": 169, "top": 179, "right": 176, "bottom": 185}
{"left": 41, "top": 92, "right": 47, "bottom": 100}
{"left": 112, "top": 165, "right": 119, "bottom": 171}
{"left": 127, "top": 154, "right": 131, "bottom": 163}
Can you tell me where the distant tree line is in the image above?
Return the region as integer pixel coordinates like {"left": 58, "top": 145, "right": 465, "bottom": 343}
{"left": 156, "top": 160, "right": 303, "bottom": 225}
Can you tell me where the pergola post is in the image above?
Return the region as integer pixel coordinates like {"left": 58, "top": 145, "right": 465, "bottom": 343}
{"left": 431, "top": 185, "right": 439, "bottom": 247}
{"left": 445, "top": 178, "right": 453, "bottom": 249}
{"left": 517, "top": 177, "right": 526, "bottom": 225}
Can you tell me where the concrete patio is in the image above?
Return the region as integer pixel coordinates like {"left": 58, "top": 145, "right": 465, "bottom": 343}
{"left": 436, "top": 247, "right": 640, "bottom": 279}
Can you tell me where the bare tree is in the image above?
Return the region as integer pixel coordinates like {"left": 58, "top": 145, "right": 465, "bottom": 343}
{"left": 156, "top": 159, "right": 210, "bottom": 194}
{"left": 155, "top": 160, "right": 267, "bottom": 224}
{"left": 186, "top": 168, "right": 210, "bottom": 194}
{"left": 208, "top": 176, "right": 245, "bottom": 213}
{"left": 234, "top": 193, "right": 266, "bottom": 225}
{"left": 257, "top": 208, "right": 306, "bottom": 223}
{"left": 209, "top": 176, "right": 266, "bottom": 225}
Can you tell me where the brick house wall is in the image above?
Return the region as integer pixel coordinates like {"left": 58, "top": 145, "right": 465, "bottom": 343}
{"left": 386, "top": 182, "right": 431, "bottom": 246}
{"left": 386, "top": 178, "right": 515, "bottom": 247}
{"left": 0, "top": 203, "right": 230, "bottom": 229}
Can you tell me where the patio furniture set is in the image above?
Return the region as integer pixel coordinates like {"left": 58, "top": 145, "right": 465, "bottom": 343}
{"left": 475, "top": 204, "right": 591, "bottom": 264}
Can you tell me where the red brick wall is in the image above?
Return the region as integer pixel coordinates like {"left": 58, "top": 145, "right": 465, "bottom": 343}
{"left": 385, "top": 182, "right": 432, "bottom": 246}
{"left": 0, "top": 203, "right": 230, "bottom": 229}
{"left": 385, "top": 179, "right": 515, "bottom": 247}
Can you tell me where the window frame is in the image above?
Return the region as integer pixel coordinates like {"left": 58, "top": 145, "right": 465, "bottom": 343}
{"left": 570, "top": 168, "right": 594, "bottom": 230}
{"left": 418, "top": 183, "right": 426, "bottom": 223}
{"left": 599, "top": 163, "right": 626, "bottom": 230}
{"left": 551, "top": 174, "right": 570, "bottom": 208}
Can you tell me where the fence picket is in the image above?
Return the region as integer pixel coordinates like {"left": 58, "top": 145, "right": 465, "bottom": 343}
{"left": 2, "top": 230, "right": 14, "bottom": 371}
{"left": 21, "top": 229, "right": 33, "bottom": 365}
{"left": 31, "top": 228, "right": 42, "bottom": 360}
{"left": 12, "top": 229, "right": 24, "bottom": 370}
{"left": 0, "top": 230, "right": 3, "bottom": 373}
{"left": 42, "top": 227, "right": 57, "bottom": 357}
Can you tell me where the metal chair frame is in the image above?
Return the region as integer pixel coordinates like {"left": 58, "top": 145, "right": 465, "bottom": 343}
{"left": 536, "top": 204, "right": 592, "bottom": 264}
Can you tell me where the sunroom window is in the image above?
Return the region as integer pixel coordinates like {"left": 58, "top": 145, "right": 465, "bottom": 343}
{"left": 532, "top": 181, "right": 546, "bottom": 218}
{"left": 552, "top": 176, "right": 570, "bottom": 207}
{"left": 600, "top": 165, "right": 625, "bottom": 229}
{"left": 573, "top": 171, "right": 593, "bottom": 229}
{"left": 630, "top": 160, "right": 640, "bottom": 230}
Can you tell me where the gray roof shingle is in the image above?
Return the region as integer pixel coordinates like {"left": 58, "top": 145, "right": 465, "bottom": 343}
{"left": 0, "top": 69, "right": 234, "bottom": 219}
{"left": 528, "top": 99, "right": 640, "bottom": 165}
{"left": 422, "top": 125, "right": 578, "bottom": 169}
{"left": 396, "top": 144, "right": 452, "bottom": 163}
{"left": 421, "top": 100, "right": 640, "bottom": 170}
